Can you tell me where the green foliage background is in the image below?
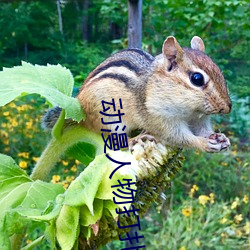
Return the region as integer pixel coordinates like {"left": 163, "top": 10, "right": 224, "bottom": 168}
{"left": 0, "top": 0, "right": 249, "bottom": 97}
{"left": 0, "top": 0, "right": 249, "bottom": 249}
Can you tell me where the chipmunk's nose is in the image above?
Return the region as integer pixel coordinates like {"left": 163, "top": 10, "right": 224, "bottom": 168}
{"left": 219, "top": 101, "right": 232, "bottom": 114}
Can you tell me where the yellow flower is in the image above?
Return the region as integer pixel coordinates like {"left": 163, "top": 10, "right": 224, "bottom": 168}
{"left": 51, "top": 175, "right": 61, "bottom": 183}
{"left": 11, "top": 119, "right": 18, "bottom": 127}
{"left": 19, "top": 161, "right": 28, "bottom": 169}
{"left": 220, "top": 217, "right": 228, "bottom": 224}
{"left": 235, "top": 157, "right": 242, "bottom": 163}
{"left": 243, "top": 195, "right": 248, "bottom": 204}
{"left": 17, "top": 105, "right": 30, "bottom": 112}
{"left": 26, "top": 239, "right": 32, "bottom": 244}
{"left": 75, "top": 159, "right": 81, "bottom": 165}
{"left": 234, "top": 214, "right": 243, "bottom": 224}
{"left": 32, "top": 157, "right": 39, "bottom": 162}
{"left": 63, "top": 182, "right": 69, "bottom": 189}
{"left": 232, "top": 150, "right": 237, "bottom": 156}
{"left": 182, "top": 207, "right": 192, "bottom": 217}
{"left": 3, "top": 111, "right": 9, "bottom": 116}
{"left": 231, "top": 198, "right": 240, "bottom": 209}
{"left": 179, "top": 247, "right": 186, "bottom": 250}
{"left": 62, "top": 160, "right": 69, "bottom": 166}
{"left": 9, "top": 102, "right": 16, "bottom": 108}
{"left": 236, "top": 229, "right": 242, "bottom": 237}
{"left": 26, "top": 121, "right": 33, "bottom": 129}
{"left": 189, "top": 184, "right": 199, "bottom": 197}
{"left": 66, "top": 176, "right": 75, "bottom": 182}
{"left": 18, "top": 152, "right": 30, "bottom": 159}
{"left": 70, "top": 165, "right": 77, "bottom": 172}
{"left": 244, "top": 221, "right": 250, "bottom": 234}
{"left": 221, "top": 232, "right": 227, "bottom": 238}
{"left": 221, "top": 162, "right": 228, "bottom": 167}
{"left": 194, "top": 238, "right": 201, "bottom": 247}
{"left": 4, "top": 147, "right": 10, "bottom": 152}
{"left": 3, "top": 138, "right": 9, "bottom": 145}
{"left": 209, "top": 193, "right": 215, "bottom": 204}
{"left": 0, "top": 130, "right": 8, "bottom": 138}
{"left": 198, "top": 195, "right": 210, "bottom": 206}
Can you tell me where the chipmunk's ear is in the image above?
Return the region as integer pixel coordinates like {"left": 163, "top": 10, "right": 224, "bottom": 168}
{"left": 162, "top": 36, "right": 184, "bottom": 63}
{"left": 191, "top": 36, "right": 205, "bottom": 52}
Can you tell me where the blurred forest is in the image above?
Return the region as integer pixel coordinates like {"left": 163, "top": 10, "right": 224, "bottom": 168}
{"left": 0, "top": 0, "right": 249, "bottom": 96}
{"left": 0, "top": 0, "right": 249, "bottom": 249}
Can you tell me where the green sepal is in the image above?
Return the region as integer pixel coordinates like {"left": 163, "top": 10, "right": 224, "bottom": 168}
{"left": 79, "top": 199, "right": 103, "bottom": 227}
{"left": 103, "top": 200, "right": 119, "bottom": 219}
{"left": 52, "top": 109, "right": 65, "bottom": 139}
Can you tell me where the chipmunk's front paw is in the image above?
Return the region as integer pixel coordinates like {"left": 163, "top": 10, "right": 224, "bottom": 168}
{"left": 206, "top": 133, "right": 230, "bottom": 152}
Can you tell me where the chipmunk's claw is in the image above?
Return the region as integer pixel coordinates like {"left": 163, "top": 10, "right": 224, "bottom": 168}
{"left": 207, "top": 133, "right": 230, "bottom": 152}
{"left": 129, "top": 134, "right": 156, "bottom": 152}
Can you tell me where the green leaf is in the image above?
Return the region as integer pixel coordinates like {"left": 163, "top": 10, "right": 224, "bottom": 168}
{"left": 0, "top": 154, "right": 30, "bottom": 181}
{"left": 20, "top": 181, "right": 64, "bottom": 213}
{"left": 0, "top": 182, "right": 64, "bottom": 247}
{"left": 64, "top": 152, "right": 136, "bottom": 213}
{"left": 63, "top": 154, "right": 111, "bottom": 213}
{"left": 0, "top": 176, "right": 31, "bottom": 201}
{"left": 0, "top": 62, "right": 85, "bottom": 122}
{"left": 0, "top": 231, "right": 10, "bottom": 250}
{"left": 56, "top": 205, "right": 80, "bottom": 250}
{"left": 3, "top": 182, "right": 64, "bottom": 225}
{"left": 66, "top": 142, "right": 96, "bottom": 165}
{"left": 0, "top": 154, "right": 65, "bottom": 245}
{"left": 0, "top": 182, "right": 32, "bottom": 217}
{"left": 26, "top": 200, "right": 63, "bottom": 222}
{"left": 0, "top": 182, "right": 33, "bottom": 247}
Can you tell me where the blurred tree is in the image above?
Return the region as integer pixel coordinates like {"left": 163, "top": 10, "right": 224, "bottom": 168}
{"left": 82, "top": 0, "right": 91, "bottom": 41}
{"left": 57, "top": 0, "right": 64, "bottom": 36}
{"left": 128, "top": 0, "right": 142, "bottom": 48}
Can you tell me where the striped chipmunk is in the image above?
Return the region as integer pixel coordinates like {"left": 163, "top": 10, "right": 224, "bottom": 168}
{"left": 43, "top": 36, "right": 232, "bottom": 153}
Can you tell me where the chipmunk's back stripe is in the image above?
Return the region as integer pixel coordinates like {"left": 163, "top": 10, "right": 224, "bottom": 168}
{"left": 91, "top": 60, "right": 140, "bottom": 79}
{"left": 96, "top": 73, "right": 130, "bottom": 85}
{"left": 123, "top": 48, "right": 154, "bottom": 62}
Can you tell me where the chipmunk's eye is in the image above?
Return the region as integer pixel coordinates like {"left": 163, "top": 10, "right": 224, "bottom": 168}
{"left": 190, "top": 72, "right": 204, "bottom": 87}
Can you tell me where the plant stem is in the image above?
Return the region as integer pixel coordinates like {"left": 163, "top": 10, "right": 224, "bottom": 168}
{"left": 30, "top": 126, "right": 103, "bottom": 181}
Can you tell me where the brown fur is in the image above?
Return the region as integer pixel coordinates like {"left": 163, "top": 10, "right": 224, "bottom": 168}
{"left": 77, "top": 36, "right": 232, "bottom": 152}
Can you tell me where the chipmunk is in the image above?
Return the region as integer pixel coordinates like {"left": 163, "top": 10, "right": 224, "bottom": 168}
{"left": 44, "top": 36, "right": 232, "bottom": 153}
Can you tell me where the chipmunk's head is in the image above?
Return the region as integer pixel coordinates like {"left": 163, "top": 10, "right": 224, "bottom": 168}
{"left": 157, "top": 36, "right": 232, "bottom": 115}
